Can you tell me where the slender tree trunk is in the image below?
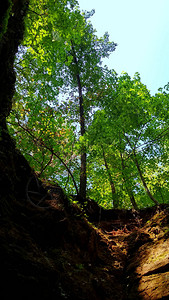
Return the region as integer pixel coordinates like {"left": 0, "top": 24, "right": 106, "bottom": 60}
{"left": 71, "top": 42, "right": 87, "bottom": 200}
{"left": 101, "top": 146, "right": 118, "bottom": 208}
{"left": 77, "top": 73, "right": 87, "bottom": 200}
{"left": 123, "top": 132, "right": 159, "bottom": 206}
{"left": 133, "top": 150, "right": 159, "bottom": 205}
{"left": 120, "top": 152, "right": 138, "bottom": 210}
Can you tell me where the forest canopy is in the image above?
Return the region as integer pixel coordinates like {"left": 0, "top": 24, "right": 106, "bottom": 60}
{"left": 8, "top": 0, "right": 169, "bottom": 209}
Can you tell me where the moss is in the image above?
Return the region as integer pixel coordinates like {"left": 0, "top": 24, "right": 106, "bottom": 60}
{"left": 149, "top": 250, "right": 169, "bottom": 263}
{"left": 0, "top": 0, "right": 13, "bottom": 41}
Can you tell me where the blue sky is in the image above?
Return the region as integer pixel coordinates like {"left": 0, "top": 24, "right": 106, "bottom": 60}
{"left": 78, "top": 0, "right": 169, "bottom": 95}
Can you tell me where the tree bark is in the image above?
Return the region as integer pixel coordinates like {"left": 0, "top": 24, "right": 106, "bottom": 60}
{"left": 120, "top": 151, "right": 138, "bottom": 210}
{"left": 77, "top": 72, "right": 87, "bottom": 200}
{"left": 101, "top": 146, "right": 118, "bottom": 208}
{"left": 71, "top": 42, "right": 87, "bottom": 200}
{"left": 133, "top": 150, "right": 159, "bottom": 205}
{"left": 123, "top": 133, "right": 159, "bottom": 206}
{"left": 0, "top": 0, "right": 31, "bottom": 215}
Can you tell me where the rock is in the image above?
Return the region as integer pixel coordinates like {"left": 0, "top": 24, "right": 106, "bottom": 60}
{"left": 126, "top": 212, "right": 169, "bottom": 299}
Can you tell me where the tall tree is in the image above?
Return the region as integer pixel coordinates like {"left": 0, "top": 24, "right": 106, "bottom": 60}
{"left": 66, "top": 14, "right": 117, "bottom": 199}
{"left": 9, "top": 2, "right": 117, "bottom": 200}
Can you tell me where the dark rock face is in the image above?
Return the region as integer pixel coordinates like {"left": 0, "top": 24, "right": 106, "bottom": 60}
{"left": 0, "top": 0, "right": 29, "bottom": 119}
{"left": 125, "top": 209, "right": 169, "bottom": 299}
{"left": 0, "top": 0, "right": 32, "bottom": 215}
{"left": 1, "top": 184, "right": 169, "bottom": 299}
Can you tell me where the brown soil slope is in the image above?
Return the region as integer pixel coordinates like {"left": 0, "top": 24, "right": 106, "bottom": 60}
{"left": 1, "top": 186, "right": 169, "bottom": 300}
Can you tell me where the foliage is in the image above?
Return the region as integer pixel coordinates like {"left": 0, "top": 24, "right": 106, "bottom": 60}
{"left": 87, "top": 72, "right": 169, "bottom": 208}
{"left": 7, "top": 0, "right": 169, "bottom": 209}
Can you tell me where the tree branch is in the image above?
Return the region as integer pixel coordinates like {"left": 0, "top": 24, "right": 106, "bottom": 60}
{"left": 9, "top": 120, "right": 79, "bottom": 195}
